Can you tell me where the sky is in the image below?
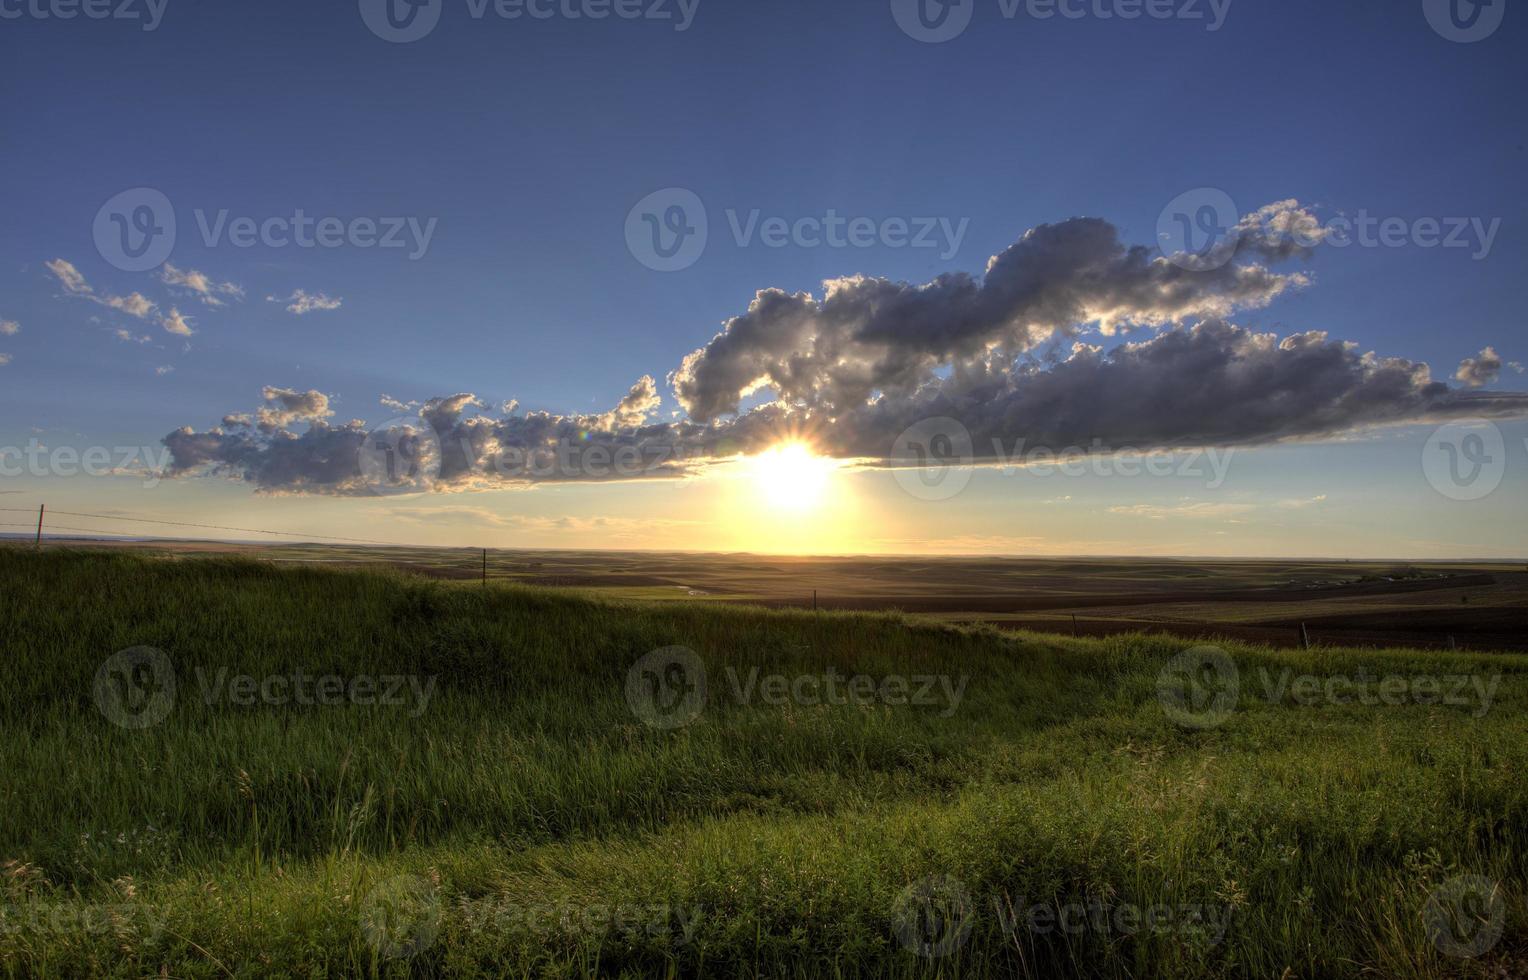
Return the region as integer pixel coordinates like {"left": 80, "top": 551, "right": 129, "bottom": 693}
{"left": 1, "top": 0, "right": 1525, "bottom": 557}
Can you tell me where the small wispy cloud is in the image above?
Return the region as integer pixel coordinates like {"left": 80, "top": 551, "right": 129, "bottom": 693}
{"left": 45, "top": 258, "right": 90, "bottom": 294}
{"left": 1276, "top": 494, "right": 1328, "bottom": 509}
{"left": 0, "top": 319, "right": 19, "bottom": 336}
{"left": 1108, "top": 501, "right": 1257, "bottom": 520}
{"left": 113, "top": 328, "right": 152, "bottom": 344}
{"left": 155, "top": 365, "right": 175, "bottom": 376}
{"left": 380, "top": 394, "right": 421, "bottom": 412}
{"left": 46, "top": 258, "right": 158, "bottom": 321}
{"left": 160, "top": 263, "right": 244, "bottom": 307}
{"left": 269, "top": 290, "right": 342, "bottom": 315}
{"left": 375, "top": 505, "right": 701, "bottom": 535}
{"left": 159, "top": 307, "right": 195, "bottom": 337}
{"left": 0, "top": 353, "right": 11, "bottom": 367}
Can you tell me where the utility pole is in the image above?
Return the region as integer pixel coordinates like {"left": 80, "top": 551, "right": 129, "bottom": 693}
{"left": 34, "top": 504, "right": 44, "bottom": 549}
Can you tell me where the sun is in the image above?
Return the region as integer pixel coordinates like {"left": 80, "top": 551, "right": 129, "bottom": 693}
{"left": 748, "top": 442, "right": 837, "bottom": 511}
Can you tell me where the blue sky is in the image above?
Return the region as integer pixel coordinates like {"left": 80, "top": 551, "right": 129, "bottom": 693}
{"left": 1, "top": 0, "right": 1524, "bottom": 555}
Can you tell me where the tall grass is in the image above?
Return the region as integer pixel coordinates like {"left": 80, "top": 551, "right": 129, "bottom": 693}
{"left": 0, "top": 548, "right": 1523, "bottom": 977}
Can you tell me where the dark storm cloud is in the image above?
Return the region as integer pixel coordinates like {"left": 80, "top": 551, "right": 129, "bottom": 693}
{"left": 160, "top": 203, "right": 1528, "bottom": 495}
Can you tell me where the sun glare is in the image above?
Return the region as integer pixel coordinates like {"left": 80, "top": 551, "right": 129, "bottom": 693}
{"left": 749, "top": 442, "right": 836, "bottom": 511}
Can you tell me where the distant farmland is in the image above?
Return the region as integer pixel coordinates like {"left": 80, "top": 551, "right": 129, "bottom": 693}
{"left": 30, "top": 536, "right": 1528, "bottom": 652}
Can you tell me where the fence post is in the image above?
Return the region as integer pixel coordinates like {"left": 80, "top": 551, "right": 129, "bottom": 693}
{"left": 482, "top": 549, "right": 487, "bottom": 586}
{"left": 34, "top": 504, "right": 44, "bottom": 549}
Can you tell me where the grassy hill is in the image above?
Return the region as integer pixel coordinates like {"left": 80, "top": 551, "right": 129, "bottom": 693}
{"left": 0, "top": 548, "right": 1524, "bottom": 977}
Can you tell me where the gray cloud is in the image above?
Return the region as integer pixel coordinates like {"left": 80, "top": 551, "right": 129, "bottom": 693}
{"left": 161, "top": 204, "right": 1528, "bottom": 495}
{"left": 672, "top": 203, "right": 1319, "bottom": 424}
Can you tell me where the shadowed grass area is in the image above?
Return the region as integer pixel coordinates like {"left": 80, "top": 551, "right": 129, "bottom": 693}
{"left": 1, "top": 547, "right": 1524, "bottom": 977}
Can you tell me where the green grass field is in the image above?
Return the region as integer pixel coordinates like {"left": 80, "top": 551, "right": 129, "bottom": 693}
{"left": 1, "top": 548, "right": 1524, "bottom": 977}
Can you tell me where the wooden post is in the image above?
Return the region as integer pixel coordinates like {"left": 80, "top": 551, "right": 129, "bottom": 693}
{"left": 1448, "top": 635, "right": 1457, "bottom": 651}
{"left": 1071, "top": 613, "right": 1078, "bottom": 636}
{"left": 812, "top": 590, "right": 817, "bottom": 611}
{"left": 34, "top": 504, "right": 44, "bottom": 549}
{"left": 482, "top": 549, "right": 487, "bottom": 586}
{"left": 1300, "top": 622, "right": 1311, "bottom": 650}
